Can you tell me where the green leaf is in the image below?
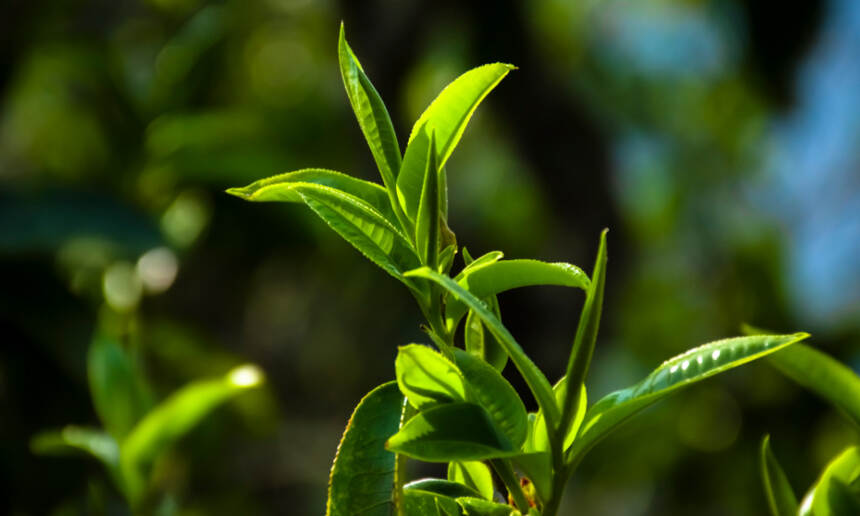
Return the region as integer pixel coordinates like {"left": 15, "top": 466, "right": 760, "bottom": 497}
{"left": 386, "top": 402, "right": 518, "bottom": 462}
{"left": 454, "top": 349, "right": 528, "bottom": 449}
{"left": 766, "top": 343, "right": 860, "bottom": 431}
{"left": 396, "top": 344, "right": 467, "bottom": 410}
{"left": 448, "top": 461, "right": 495, "bottom": 501}
{"left": 457, "top": 250, "right": 504, "bottom": 277}
{"left": 405, "top": 478, "right": 483, "bottom": 499}
{"left": 31, "top": 426, "right": 119, "bottom": 471}
{"left": 120, "top": 364, "right": 264, "bottom": 504}
{"left": 568, "top": 333, "right": 810, "bottom": 465}
{"left": 404, "top": 267, "right": 559, "bottom": 432}
{"left": 403, "top": 490, "right": 461, "bottom": 516}
{"left": 87, "top": 335, "right": 154, "bottom": 441}
{"left": 447, "top": 259, "right": 589, "bottom": 331}
{"left": 226, "top": 168, "right": 398, "bottom": 226}
{"left": 327, "top": 382, "right": 405, "bottom": 516}
{"left": 457, "top": 497, "right": 518, "bottom": 516}
{"left": 760, "top": 435, "right": 798, "bottom": 516}
{"left": 416, "top": 132, "right": 440, "bottom": 267}
{"left": 559, "top": 230, "right": 606, "bottom": 453}
{"left": 799, "top": 446, "right": 860, "bottom": 516}
{"left": 464, "top": 308, "right": 507, "bottom": 372}
{"left": 532, "top": 378, "right": 586, "bottom": 453}
{"left": 439, "top": 244, "right": 457, "bottom": 275}
{"left": 512, "top": 451, "right": 552, "bottom": 505}
{"left": 397, "top": 63, "right": 514, "bottom": 222}
{"left": 337, "top": 24, "right": 405, "bottom": 226}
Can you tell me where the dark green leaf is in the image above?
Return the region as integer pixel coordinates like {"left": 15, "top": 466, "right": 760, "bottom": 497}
{"left": 512, "top": 451, "right": 552, "bottom": 505}
{"left": 395, "top": 344, "right": 467, "bottom": 410}
{"left": 416, "top": 132, "right": 440, "bottom": 267}
{"left": 327, "top": 382, "right": 406, "bottom": 516}
{"left": 568, "top": 333, "right": 810, "bottom": 465}
{"left": 448, "top": 461, "right": 495, "bottom": 501}
{"left": 387, "top": 402, "right": 517, "bottom": 462}
{"left": 87, "top": 335, "right": 154, "bottom": 441}
{"left": 120, "top": 365, "right": 264, "bottom": 504}
{"left": 760, "top": 435, "right": 798, "bottom": 516}
{"left": 405, "top": 479, "right": 483, "bottom": 499}
{"left": 403, "top": 490, "right": 461, "bottom": 516}
{"left": 337, "top": 25, "right": 403, "bottom": 219}
{"left": 454, "top": 349, "right": 528, "bottom": 449}
{"left": 457, "top": 497, "right": 518, "bottom": 516}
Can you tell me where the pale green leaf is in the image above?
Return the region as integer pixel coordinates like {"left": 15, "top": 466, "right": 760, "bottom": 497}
{"left": 568, "top": 333, "right": 810, "bottom": 465}
{"left": 531, "top": 378, "right": 586, "bottom": 453}
{"left": 31, "top": 426, "right": 119, "bottom": 471}
{"left": 396, "top": 344, "right": 467, "bottom": 410}
{"left": 799, "top": 446, "right": 860, "bottom": 516}
{"left": 448, "top": 461, "right": 495, "bottom": 501}
{"left": 416, "top": 131, "right": 440, "bottom": 267}
{"left": 464, "top": 307, "right": 507, "bottom": 372}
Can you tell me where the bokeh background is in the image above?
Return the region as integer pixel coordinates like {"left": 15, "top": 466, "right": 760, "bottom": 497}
{"left": 2, "top": 0, "right": 859, "bottom": 514}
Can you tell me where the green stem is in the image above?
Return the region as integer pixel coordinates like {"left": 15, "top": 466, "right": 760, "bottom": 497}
{"left": 491, "top": 459, "right": 529, "bottom": 513}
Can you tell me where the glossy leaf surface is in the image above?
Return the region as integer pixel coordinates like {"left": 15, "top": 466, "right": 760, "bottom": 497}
{"left": 465, "top": 308, "right": 507, "bottom": 372}
{"left": 404, "top": 267, "right": 559, "bottom": 430}
{"left": 387, "top": 402, "right": 517, "bottom": 462}
{"left": 800, "top": 446, "right": 860, "bottom": 516}
{"left": 87, "top": 335, "right": 154, "bottom": 441}
{"left": 416, "top": 132, "right": 439, "bottom": 266}
{"left": 448, "top": 461, "right": 495, "bottom": 501}
{"left": 454, "top": 349, "right": 528, "bottom": 448}
{"left": 120, "top": 364, "right": 264, "bottom": 503}
{"left": 405, "top": 479, "right": 483, "bottom": 499}
{"left": 768, "top": 343, "right": 860, "bottom": 430}
{"left": 396, "top": 344, "right": 467, "bottom": 410}
{"left": 327, "top": 382, "right": 406, "bottom": 516}
{"left": 569, "top": 333, "right": 809, "bottom": 463}
{"left": 338, "top": 25, "right": 402, "bottom": 200}
{"left": 761, "top": 435, "right": 798, "bottom": 516}
{"left": 402, "top": 490, "right": 461, "bottom": 516}
{"left": 447, "top": 259, "right": 589, "bottom": 329}
{"left": 227, "top": 168, "right": 397, "bottom": 225}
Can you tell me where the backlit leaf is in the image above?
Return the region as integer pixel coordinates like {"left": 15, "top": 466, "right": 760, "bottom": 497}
{"left": 395, "top": 344, "right": 467, "bottom": 410}
{"left": 448, "top": 461, "right": 495, "bottom": 501}
{"left": 416, "top": 132, "right": 440, "bottom": 267}
{"left": 761, "top": 435, "right": 798, "bottom": 516}
{"left": 405, "top": 478, "right": 483, "bottom": 499}
{"left": 799, "top": 446, "right": 860, "bottom": 516}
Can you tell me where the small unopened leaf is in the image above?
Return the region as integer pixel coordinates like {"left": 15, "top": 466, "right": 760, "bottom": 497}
{"left": 569, "top": 333, "right": 810, "bottom": 464}
{"left": 416, "top": 132, "right": 440, "bottom": 267}
{"left": 396, "top": 344, "right": 467, "bottom": 409}
{"left": 448, "top": 461, "right": 495, "bottom": 501}
{"left": 761, "top": 435, "right": 798, "bottom": 516}
{"left": 327, "top": 382, "right": 405, "bottom": 516}
{"left": 387, "top": 402, "right": 516, "bottom": 462}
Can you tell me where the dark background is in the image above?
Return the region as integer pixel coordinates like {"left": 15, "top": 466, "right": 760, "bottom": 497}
{"left": 1, "top": 0, "right": 859, "bottom": 514}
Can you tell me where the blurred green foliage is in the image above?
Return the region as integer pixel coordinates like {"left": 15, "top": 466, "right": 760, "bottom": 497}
{"left": 1, "top": 0, "right": 858, "bottom": 514}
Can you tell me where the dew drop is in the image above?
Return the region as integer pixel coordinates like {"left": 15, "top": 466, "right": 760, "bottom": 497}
{"left": 670, "top": 365, "right": 679, "bottom": 374}
{"left": 681, "top": 360, "right": 690, "bottom": 371}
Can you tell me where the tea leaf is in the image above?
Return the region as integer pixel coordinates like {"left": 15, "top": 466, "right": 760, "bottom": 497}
{"left": 446, "top": 259, "right": 589, "bottom": 330}
{"left": 448, "top": 461, "right": 494, "bottom": 501}
{"left": 457, "top": 497, "right": 519, "bottom": 516}
{"left": 87, "top": 335, "right": 154, "bottom": 441}
{"left": 31, "top": 426, "right": 119, "bottom": 472}
{"left": 760, "top": 435, "right": 798, "bottom": 516}
{"left": 386, "top": 402, "right": 518, "bottom": 462}
{"left": 454, "top": 349, "right": 528, "bottom": 449}
{"left": 397, "top": 63, "right": 514, "bottom": 222}
{"left": 120, "top": 364, "right": 264, "bottom": 504}
{"left": 338, "top": 25, "right": 403, "bottom": 216}
{"left": 395, "top": 344, "right": 467, "bottom": 410}
{"left": 416, "top": 132, "right": 440, "bottom": 267}
{"left": 405, "top": 478, "right": 484, "bottom": 499}
{"left": 512, "top": 451, "right": 552, "bottom": 504}
{"left": 799, "top": 446, "right": 860, "bottom": 516}
{"left": 404, "top": 267, "right": 559, "bottom": 430}
{"left": 568, "top": 333, "right": 810, "bottom": 465}
{"left": 403, "top": 490, "right": 461, "bottom": 516}
{"left": 327, "top": 382, "right": 405, "bottom": 516}
{"left": 767, "top": 343, "right": 860, "bottom": 431}
{"left": 464, "top": 307, "right": 507, "bottom": 372}
{"left": 532, "top": 378, "right": 586, "bottom": 453}
{"left": 456, "top": 250, "right": 504, "bottom": 280}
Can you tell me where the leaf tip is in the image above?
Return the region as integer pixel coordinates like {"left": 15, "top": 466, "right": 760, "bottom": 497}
{"left": 225, "top": 187, "right": 250, "bottom": 200}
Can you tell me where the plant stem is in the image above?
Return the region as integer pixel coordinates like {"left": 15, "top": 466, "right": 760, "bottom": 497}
{"left": 490, "top": 459, "right": 530, "bottom": 513}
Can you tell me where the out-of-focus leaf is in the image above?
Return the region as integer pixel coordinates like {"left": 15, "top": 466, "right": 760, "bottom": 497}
{"left": 760, "top": 435, "right": 798, "bottom": 516}
{"left": 568, "top": 333, "right": 809, "bottom": 464}
{"left": 799, "top": 446, "right": 860, "bottom": 516}
{"left": 338, "top": 24, "right": 402, "bottom": 211}
{"left": 447, "top": 259, "right": 590, "bottom": 329}
{"left": 397, "top": 63, "right": 514, "bottom": 222}
{"left": 226, "top": 168, "right": 398, "bottom": 225}
{"left": 31, "top": 426, "right": 119, "bottom": 472}
{"left": 87, "top": 335, "right": 154, "bottom": 441}
{"left": 327, "top": 382, "right": 404, "bottom": 516}
{"left": 767, "top": 343, "right": 860, "bottom": 431}
{"left": 454, "top": 349, "right": 528, "bottom": 449}
{"left": 120, "top": 364, "right": 264, "bottom": 504}
{"left": 448, "top": 461, "right": 494, "bottom": 501}
{"left": 395, "top": 344, "right": 467, "bottom": 410}
{"left": 404, "top": 267, "right": 559, "bottom": 432}
{"left": 416, "top": 132, "right": 440, "bottom": 267}
{"left": 404, "top": 478, "right": 483, "bottom": 499}
{"left": 387, "top": 402, "right": 517, "bottom": 462}
{"left": 457, "top": 497, "right": 518, "bottom": 516}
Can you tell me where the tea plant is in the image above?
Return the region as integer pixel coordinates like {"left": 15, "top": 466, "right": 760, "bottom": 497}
{"left": 31, "top": 320, "right": 264, "bottom": 512}
{"left": 229, "top": 24, "right": 809, "bottom": 515}
{"left": 751, "top": 329, "right": 860, "bottom": 516}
